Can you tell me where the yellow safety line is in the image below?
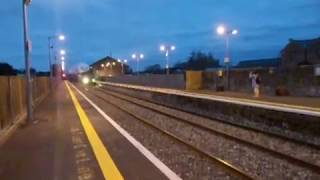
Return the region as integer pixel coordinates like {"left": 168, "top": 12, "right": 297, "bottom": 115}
{"left": 65, "top": 82, "right": 124, "bottom": 180}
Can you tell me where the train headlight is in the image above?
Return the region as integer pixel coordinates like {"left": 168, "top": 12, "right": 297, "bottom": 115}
{"left": 82, "top": 77, "right": 90, "bottom": 84}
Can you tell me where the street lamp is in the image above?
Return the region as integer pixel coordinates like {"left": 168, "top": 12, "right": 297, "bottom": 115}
{"left": 59, "top": 50, "right": 66, "bottom": 74}
{"left": 60, "top": 56, "right": 66, "bottom": 74}
{"left": 48, "top": 34, "right": 65, "bottom": 86}
{"left": 23, "top": 0, "right": 32, "bottom": 123}
{"left": 216, "top": 24, "right": 238, "bottom": 90}
{"left": 60, "top": 49, "right": 66, "bottom": 56}
{"left": 160, "top": 44, "right": 176, "bottom": 75}
{"left": 58, "top": 35, "right": 65, "bottom": 41}
{"left": 61, "top": 60, "right": 65, "bottom": 71}
{"left": 132, "top": 53, "right": 144, "bottom": 75}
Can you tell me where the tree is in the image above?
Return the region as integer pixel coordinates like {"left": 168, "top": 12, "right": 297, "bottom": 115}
{"left": 173, "top": 51, "right": 220, "bottom": 71}
{"left": 173, "top": 61, "right": 188, "bottom": 70}
{"left": 17, "top": 68, "right": 37, "bottom": 76}
{"left": 124, "top": 64, "right": 133, "bottom": 74}
{"left": 0, "top": 63, "right": 17, "bottom": 75}
{"left": 36, "top": 71, "right": 50, "bottom": 76}
{"left": 144, "top": 64, "right": 163, "bottom": 74}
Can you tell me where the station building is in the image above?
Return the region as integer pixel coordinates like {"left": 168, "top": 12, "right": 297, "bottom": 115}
{"left": 90, "top": 56, "right": 125, "bottom": 77}
{"left": 281, "top": 37, "right": 320, "bottom": 69}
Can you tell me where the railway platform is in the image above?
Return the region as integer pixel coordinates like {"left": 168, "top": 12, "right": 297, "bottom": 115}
{"left": 100, "top": 81, "right": 320, "bottom": 116}
{"left": 99, "top": 81, "right": 320, "bottom": 147}
{"left": 0, "top": 81, "right": 177, "bottom": 180}
{"left": 190, "top": 90, "right": 320, "bottom": 111}
{"left": 1, "top": 80, "right": 320, "bottom": 179}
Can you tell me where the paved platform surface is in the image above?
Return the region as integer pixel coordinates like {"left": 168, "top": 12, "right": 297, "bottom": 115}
{"left": 0, "top": 81, "right": 172, "bottom": 180}
{"left": 100, "top": 81, "right": 320, "bottom": 117}
{"left": 192, "top": 90, "right": 320, "bottom": 109}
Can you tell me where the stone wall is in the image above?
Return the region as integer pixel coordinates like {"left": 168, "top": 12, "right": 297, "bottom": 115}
{"left": 203, "top": 66, "right": 320, "bottom": 96}
{"left": 103, "top": 74, "right": 185, "bottom": 89}
{"left": 102, "top": 66, "right": 320, "bottom": 97}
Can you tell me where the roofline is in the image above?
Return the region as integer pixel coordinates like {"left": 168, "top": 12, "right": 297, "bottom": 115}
{"left": 90, "top": 56, "right": 117, "bottom": 66}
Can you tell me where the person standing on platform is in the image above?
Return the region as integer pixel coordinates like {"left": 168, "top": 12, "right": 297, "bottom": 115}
{"left": 249, "top": 72, "right": 261, "bottom": 97}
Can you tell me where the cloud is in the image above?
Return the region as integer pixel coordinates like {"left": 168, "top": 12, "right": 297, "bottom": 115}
{"left": 1, "top": 0, "right": 320, "bottom": 70}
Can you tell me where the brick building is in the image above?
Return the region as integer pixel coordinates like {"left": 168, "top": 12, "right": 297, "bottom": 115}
{"left": 90, "top": 56, "right": 121, "bottom": 77}
{"left": 90, "top": 56, "right": 128, "bottom": 77}
{"left": 281, "top": 37, "right": 320, "bottom": 69}
{"left": 235, "top": 58, "right": 280, "bottom": 70}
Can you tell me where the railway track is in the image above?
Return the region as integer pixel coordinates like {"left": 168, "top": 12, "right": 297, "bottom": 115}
{"left": 76, "top": 84, "right": 320, "bottom": 179}
{"left": 101, "top": 82, "right": 320, "bottom": 149}
{"left": 78, "top": 85, "right": 254, "bottom": 179}
{"left": 94, "top": 86, "right": 320, "bottom": 174}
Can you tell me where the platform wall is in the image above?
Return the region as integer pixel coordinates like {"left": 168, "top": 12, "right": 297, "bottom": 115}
{"left": 203, "top": 66, "right": 320, "bottom": 96}
{"left": 102, "top": 83, "right": 320, "bottom": 146}
{"left": 102, "top": 66, "right": 320, "bottom": 97}
{"left": 103, "top": 74, "right": 185, "bottom": 89}
{"left": 0, "top": 76, "right": 50, "bottom": 130}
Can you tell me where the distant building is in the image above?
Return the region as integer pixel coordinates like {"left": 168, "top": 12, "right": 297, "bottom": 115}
{"left": 90, "top": 56, "right": 124, "bottom": 77}
{"left": 235, "top": 58, "right": 280, "bottom": 70}
{"left": 281, "top": 37, "right": 320, "bottom": 69}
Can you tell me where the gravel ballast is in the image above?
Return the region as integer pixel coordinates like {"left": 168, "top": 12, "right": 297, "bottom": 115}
{"left": 80, "top": 86, "right": 242, "bottom": 179}
{"left": 93, "top": 87, "right": 320, "bottom": 180}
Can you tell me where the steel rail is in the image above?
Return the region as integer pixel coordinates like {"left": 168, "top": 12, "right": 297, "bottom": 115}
{"left": 82, "top": 86, "right": 254, "bottom": 180}
{"left": 99, "top": 84, "right": 320, "bottom": 149}
{"left": 96, "top": 86, "right": 320, "bottom": 174}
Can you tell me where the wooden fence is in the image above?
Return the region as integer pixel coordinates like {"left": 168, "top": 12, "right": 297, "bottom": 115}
{"left": 0, "top": 76, "right": 50, "bottom": 130}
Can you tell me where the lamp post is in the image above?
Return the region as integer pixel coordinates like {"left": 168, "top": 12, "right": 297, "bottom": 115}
{"left": 217, "top": 25, "right": 238, "bottom": 90}
{"left": 59, "top": 49, "right": 66, "bottom": 76}
{"left": 22, "top": 0, "right": 32, "bottom": 123}
{"left": 132, "top": 53, "right": 144, "bottom": 75}
{"left": 61, "top": 56, "right": 66, "bottom": 72}
{"left": 48, "top": 34, "right": 64, "bottom": 86}
{"left": 160, "top": 45, "right": 175, "bottom": 75}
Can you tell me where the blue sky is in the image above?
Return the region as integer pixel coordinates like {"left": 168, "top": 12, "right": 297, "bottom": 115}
{"left": 1, "top": 0, "right": 320, "bottom": 71}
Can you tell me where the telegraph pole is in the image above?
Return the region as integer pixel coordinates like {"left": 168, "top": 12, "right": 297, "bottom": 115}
{"left": 22, "top": 0, "right": 33, "bottom": 123}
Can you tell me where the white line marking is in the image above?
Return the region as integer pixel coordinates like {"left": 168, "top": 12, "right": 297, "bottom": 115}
{"left": 99, "top": 81, "right": 320, "bottom": 117}
{"left": 69, "top": 83, "right": 182, "bottom": 180}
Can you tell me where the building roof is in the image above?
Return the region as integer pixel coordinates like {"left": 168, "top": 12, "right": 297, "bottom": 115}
{"left": 90, "top": 56, "right": 118, "bottom": 67}
{"left": 236, "top": 58, "right": 280, "bottom": 69}
{"left": 288, "top": 37, "right": 320, "bottom": 48}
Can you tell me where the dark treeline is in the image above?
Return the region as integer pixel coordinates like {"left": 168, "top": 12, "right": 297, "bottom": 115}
{"left": 0, "top": 62, "right": 49, "bottom": 76}
{"left": 143, "top": 51, "right": 220, "bottom": 74}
